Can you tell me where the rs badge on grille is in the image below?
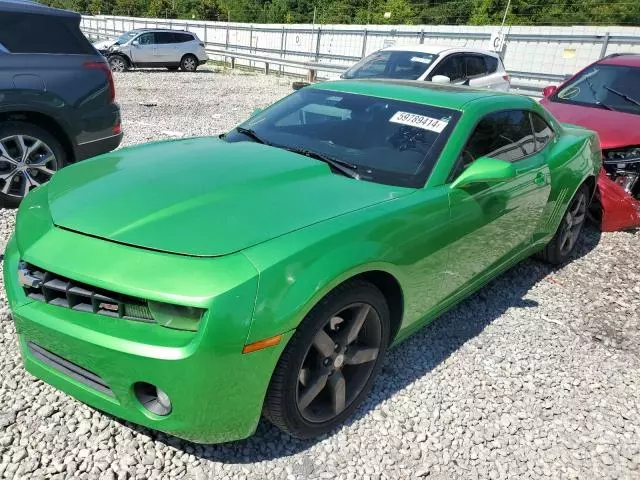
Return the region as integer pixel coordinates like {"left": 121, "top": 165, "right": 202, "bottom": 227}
{"left": 99, "top": 302, "right": 119, "bottom": 312}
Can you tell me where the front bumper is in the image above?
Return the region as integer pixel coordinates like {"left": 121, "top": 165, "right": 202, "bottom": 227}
{"left": 4, "top": 230, "right": 290, "bottom": 443}
{"left": 596, "top": 170, "right": 640, "bottom": 232}
{"left": 75, "top": 131, "right": 123, "bottom": 161}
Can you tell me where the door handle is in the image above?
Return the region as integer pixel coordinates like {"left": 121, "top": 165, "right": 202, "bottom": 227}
{"left": 534, "top": 172, "right": 547, "bottom": 186}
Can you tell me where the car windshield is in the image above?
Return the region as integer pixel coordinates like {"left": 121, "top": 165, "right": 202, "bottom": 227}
{"left": 342, "top": 51, "right": 437, "bottom": 80}
{"left": 115, "top": 31, "right": 139, "bottom": 45}
{"left": 223, "top": 88, "right": 460, "bottom": 187}
{"left": 554, "top": 64, "right": 640, "bottom": 115}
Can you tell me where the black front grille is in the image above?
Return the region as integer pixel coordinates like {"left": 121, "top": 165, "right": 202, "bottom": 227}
{"left": 19, "top": 262, "right": 154, "bottom": 323}
{"left": 27, "top": 342, "right": 114, "bottom": 397}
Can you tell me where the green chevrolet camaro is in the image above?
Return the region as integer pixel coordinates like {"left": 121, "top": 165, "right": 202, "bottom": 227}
{"left": 5, "top": 80, "right": 600, "bottom": 443}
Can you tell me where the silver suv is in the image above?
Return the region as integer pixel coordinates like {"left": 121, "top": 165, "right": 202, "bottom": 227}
{"left": 102, "top": 29, "right": 208, "bottom": 72}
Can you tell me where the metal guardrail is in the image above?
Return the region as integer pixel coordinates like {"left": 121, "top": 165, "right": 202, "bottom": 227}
{"left": 83, "top": 26, "right": 557, "bottom": 96}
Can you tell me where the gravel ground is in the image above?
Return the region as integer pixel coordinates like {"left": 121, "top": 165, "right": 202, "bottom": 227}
{"left": 1, "top": 69, "right": 639, "bottom": 480}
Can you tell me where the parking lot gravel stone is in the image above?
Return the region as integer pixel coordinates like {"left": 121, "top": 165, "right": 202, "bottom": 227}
{"left": 0, "top": 69, "right": 639, "bottom": 479}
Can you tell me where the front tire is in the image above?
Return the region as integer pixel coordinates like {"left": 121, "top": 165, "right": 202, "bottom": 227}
{"left": 537, "top": 184, "right": 589, "bottom": 265}
{"left": 180, "top": 54, "right": 198, "bottom": 72}
{"left": 0, "top": 122, "right": 65, "bottom": 208}
{"left": 108, "top": 55, "right": 128, "bottom": 73}
{"left": 264, "top": 280, "right": 390, "bottom": 439}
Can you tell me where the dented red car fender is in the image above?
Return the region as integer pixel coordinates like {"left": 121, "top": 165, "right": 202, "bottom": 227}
{"left": 597, "top": 170, "right": 640, "bottom": 232}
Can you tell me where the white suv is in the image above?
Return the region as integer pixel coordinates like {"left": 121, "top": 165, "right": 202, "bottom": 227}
{"left": 103, "top": 29, "right": 208, "bottom": 72}
{"left": 342, "top": 45, "right": 510, "bottom": 91}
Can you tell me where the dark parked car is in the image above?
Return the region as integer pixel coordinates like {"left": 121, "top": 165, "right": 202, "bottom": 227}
{"left": 0, "top": 0, "right": 122, "bottom": 207}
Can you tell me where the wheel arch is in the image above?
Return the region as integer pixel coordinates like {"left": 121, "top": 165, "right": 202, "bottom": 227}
{"left": 0, "top": 110, "right": 75, "bottom": 163}
{"left": 582, "top": 173, "right": 597, "bottom": 201}
{"left": 346, "top": 270, "right": 404, "bottom": 345}
{"left": 181, "top": 52, "right": 198, "bottom": 61}
{"left": 110, "top": 53, "right": 132, "bottom": 67}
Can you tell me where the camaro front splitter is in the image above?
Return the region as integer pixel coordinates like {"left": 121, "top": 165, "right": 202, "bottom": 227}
{"left": 596, "top": 170, "right": 640, "bottom": 232}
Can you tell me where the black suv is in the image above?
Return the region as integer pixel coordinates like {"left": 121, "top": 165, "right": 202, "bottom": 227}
{"left": 0, "top": 0, "right": 122, "bottom": 206}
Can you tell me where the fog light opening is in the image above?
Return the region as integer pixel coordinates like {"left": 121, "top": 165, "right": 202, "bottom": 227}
{"left": 133, "top": 382, "right": 172, "bottom": 416}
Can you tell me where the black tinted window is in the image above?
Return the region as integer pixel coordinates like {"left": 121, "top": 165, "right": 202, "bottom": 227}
{"left": 432, "top": 56, "right": 465, "bottom": 82}
{"left": 155, "top": 32, "right": 174, "bottom": 44}
{"left": 530, "top": 112, "right": 554, "bottom": 151}
{"left": 465, "top": 56, "right": 487, "bottom": 77}
{"left": 224, "top": 88, "right": 460, "bottom": 188}
{"left": 465, "top": 110, "right": 535, "bottom": 163}
{"left": 485, "top": 56, "right": 498, "bottom": 73}
{"left": 174, "top": 33, "right": 194, "bottom": 43}
{"left": 0, "top": 13, "right": 93, "bottom": 54}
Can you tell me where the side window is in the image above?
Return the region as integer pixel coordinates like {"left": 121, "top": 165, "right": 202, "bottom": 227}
{"left": 485, "top": 56, "right": 498, "bottom": 74}
{"left": 462, "top": 110, "right": 536, "bottom": 166}
{"left": 431, "top": 56, "right": 465, "bottom": 82}
{"left": 464, "top": 55, "right": 488, "bottom": 78}
{"left": 136, "top": 33, "right": 155, "bottom": 45}
{"left": 177, "top": 33, "right": 195, "bottom": 43}
{"left": 155, "top": 32, "right": 174, "bottom": 44}
{"left": 530, "top": 112, "right": 554, "bottom": 151}
{"left": 0, "top": 41, "right": 8, "bottom": 54}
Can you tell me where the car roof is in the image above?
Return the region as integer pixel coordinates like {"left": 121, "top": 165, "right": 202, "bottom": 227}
{"left": 308, "top": 79, "right": 521, "bottom": 110}
{"left": 143, "top": 29, "right": 193, "bottom": 34}
{"left": 0, "top": 0, "right": 78, "bottom": 18}
{"left": 381, "top": 44, "right": 499, "bottom": 57}
{"left": 598, "top": 53, "right": 640, "bottom": 67}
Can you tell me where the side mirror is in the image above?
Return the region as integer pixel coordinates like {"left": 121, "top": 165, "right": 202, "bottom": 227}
{"left": 292, "top": 81, "right": 310, "bottom": 91}
{"left": 542, "top": 85, "right": 558, "bottom": 97}
{"left": 132, "top": 40, "right": 140, "bottom": 47}
{"left": 431, "top": 75, "right": 451, "bottom": 84}
{"left": 250, "top": 107, "right": 263, "bottom": 117}
{"left": 451, "top": 157, "right": 516, "bottom": 189}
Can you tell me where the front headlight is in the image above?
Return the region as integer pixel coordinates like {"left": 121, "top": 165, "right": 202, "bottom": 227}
{"left": 148, "top": 301, "right": 204, "bottom": 332}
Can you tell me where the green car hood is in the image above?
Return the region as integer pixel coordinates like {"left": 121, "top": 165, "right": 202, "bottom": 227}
{"left": 47, "top": 137, "right": 410, "bottom": 257}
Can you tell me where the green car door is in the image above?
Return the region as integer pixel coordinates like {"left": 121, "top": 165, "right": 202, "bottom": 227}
{"left": 443, "top": 109, "right": 552, "bottom": 298}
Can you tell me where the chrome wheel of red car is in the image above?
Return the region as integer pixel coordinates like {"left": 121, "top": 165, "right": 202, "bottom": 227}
{"left": 297, "top": 302, "right": 382, "bottom": 423}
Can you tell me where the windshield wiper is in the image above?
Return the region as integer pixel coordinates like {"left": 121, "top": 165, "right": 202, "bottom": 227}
{"left": 603, "top": 86, "right": 640, "bottom": 109}
{"left": 584, "top": 77, "right": 615, "bottom": 111}
{"left": 284, "top": 147, "right": 360, "bottom": 180}
{"left": 235, "top": 127, "right": 269, "bottom": 145}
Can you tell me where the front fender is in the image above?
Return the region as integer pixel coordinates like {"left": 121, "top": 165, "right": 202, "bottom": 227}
{"left": 243, "top": 234, "right": 406, "bottom": 345}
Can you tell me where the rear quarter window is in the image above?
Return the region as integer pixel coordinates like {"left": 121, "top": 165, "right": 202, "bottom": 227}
{"left": 175, "top": 33, "right": 195, "bottom": 43}
{"left": 485, "top": 56, "right": 498, "bottom": 73}
{"left": 0, "top": 13, "right": 93, "bottom": 54}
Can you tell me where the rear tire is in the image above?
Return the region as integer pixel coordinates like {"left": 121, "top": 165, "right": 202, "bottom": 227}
{"left": 0, "top": 122, "right": 66, "bottom": 208}
{"left": 536, "top": 184, "right": 589, "bottom": 265}
{"left": 264, "top": 280, "right": 390, "bottom": 439}
{"left": 180, "top": 55, "right": 198, "bottom": 72}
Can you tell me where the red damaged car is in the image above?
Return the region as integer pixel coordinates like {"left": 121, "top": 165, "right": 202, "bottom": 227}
{"left": 541, "top": 53, "right": 640, "bottom": 232}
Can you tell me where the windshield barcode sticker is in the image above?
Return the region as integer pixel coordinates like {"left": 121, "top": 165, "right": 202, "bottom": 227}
{"left": 389, "top": 111, "right": 449, "bottom": 133}
{"left": 410, "top": 56, "right": 433, "bottom": 65}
